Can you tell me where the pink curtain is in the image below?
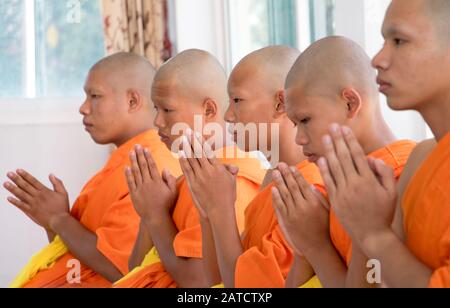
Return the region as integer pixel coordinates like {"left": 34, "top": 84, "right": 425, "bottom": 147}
{"left": 102, "top": 0, "right": 172, "bottom": 68}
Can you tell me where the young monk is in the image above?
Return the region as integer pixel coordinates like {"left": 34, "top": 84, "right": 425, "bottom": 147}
{"left": 113, "top": 49, "right": 264, "bottom": 288}
{"left": 4, "top": 52, "right": 182, "bottom": 288}
{"left": 316, "top": 0, "right": 450, "bottom": 288}
{"left": 271, "top": 36, "right": 417, "bottom": 288}
{"left": 177, "top": 46, "right": 324, "bottom": 288}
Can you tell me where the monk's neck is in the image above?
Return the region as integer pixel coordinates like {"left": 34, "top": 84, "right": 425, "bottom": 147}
{"left": 419, "top": 97, "right": 450, "bottom": 142}
{"left": 359, "top": 119, "right": 397, "bottom": 155}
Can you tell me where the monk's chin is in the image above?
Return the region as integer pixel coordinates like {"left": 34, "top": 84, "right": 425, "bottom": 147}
{"left": 386, "top": 97, "right": 417, "bottom": 112}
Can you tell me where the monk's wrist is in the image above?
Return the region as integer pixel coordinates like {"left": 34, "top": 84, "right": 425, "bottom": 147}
{"left": 302, "top": 237, "right": 334, "bottom": 261}
{"left": 144, "top": 211, "right": 172, "bottom": 229}
{"left": 208, "top": 206, "right": 236, "bottom": 225}
{"left": 360, "top": 227, "right": 398, "bottom": 258}
{"left": 49, "top": 212, "right": 73, "bottom": 234}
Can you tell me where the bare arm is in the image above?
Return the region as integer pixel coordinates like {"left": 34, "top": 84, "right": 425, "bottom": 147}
{"left": 285, "top": 255, "right": 315, "bottom": 288}
{"left": 128, "top": 220, "right": 154, "bottom": 271}
{"left": 200, "top": 218, "right": 222, "bottom": 286}
{"left": 208, "top": 208, "right": 244, "bottom": 288}
{"left": 145, "top": 213, "right": 208, "bottom": 288}
{"left": 50, "top": 214, "right": 123, "bottom": 283}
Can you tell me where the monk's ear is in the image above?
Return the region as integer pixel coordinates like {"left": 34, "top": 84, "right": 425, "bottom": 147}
{"left": 273, "top": 90, "right": 287, "bottom": 119}
{"left": 203, "top": 98, "right": 218, "bottom": 120}
{"left": 341, "top": 88, "right": 362, "bottom": 119}
{"left": 127, "top": 89, "right": 143, "bottom": 113}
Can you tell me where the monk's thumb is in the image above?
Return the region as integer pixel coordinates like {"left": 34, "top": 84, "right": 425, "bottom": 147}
{"left": 49, "top": 174, "right": 67, "bottom": 195}
{"left": 375, "top": 159, "right": 396, "bottom": 194}
{"left": 312, "top": 185, "right": 330, "bottom": 211}
{"left": 162, "top": 169, "right": 177, "bottom": 191}
{"left": 225, "top": 165, "right": 239, "bottom": 176}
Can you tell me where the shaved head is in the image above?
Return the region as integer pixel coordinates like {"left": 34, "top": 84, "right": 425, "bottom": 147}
{"left": 154, "top": 49, "right": 228, "bottom": 112}
{"left": 422, "top": 0, "right": 450, "bottom": 39}
{"left": 286, "top": 36, "right": 378, "bottom": 102}
{"left": 91, "top": 52, "right": 156, "bottom": 102}
{"left": 232, "top": 46, "right": 300, "bottom": 91}
{"left": 81, "top": 52, "right": 158, "bottom": 146}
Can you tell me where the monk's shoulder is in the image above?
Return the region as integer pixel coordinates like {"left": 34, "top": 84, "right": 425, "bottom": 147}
{"left": 398, "top": 139, "right": 436, "bottom": 191}
{"left": 405, "top": 139, "right": 436, "bottom": 169}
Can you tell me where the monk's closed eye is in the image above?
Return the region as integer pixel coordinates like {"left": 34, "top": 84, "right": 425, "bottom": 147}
{"left": 393, "top": 38, "right": 406, "bottom": 46}
{"left": 300, "top": 118, "right": 311, "bottom": 125}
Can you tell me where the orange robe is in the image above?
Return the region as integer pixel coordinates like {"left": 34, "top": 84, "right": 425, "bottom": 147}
{"left": 402, "top": 133, "right": 450, "bottom": 288}
{"left": 114, "top": 148, "right": 265, "bottom": 288}
{"left": 234, "top": 161, "right": 323, "bottom": 288}
{"left": 22, "top": 129, "right": 181, "bottom": 288}
{"left": 330, "top": 140, "right": 417, "bottom": 266}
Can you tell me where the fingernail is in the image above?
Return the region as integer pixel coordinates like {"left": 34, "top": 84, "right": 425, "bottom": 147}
{"left": 135, "top": 144, "right": 142, "bottom": 150}
{"left": 179, "top": 151, "right": 186, "bottom": 159}
{"left": 4, "top": 182, "right": 10, "bottom": 188}
{"left": 330, "top": 123, "right": 340, "bottom": 133}
{"left": 186, "top": 128, "right": 193, "bottom": 136}
{"left": 342, "top": 126, "right": 351, "bottom": 135}
{"left": 290, "top": 166, "right": 297, "bottom": 173}
{"left": 318, "top": 157, "right": 327, "bottom": 168}
{"left": 272, "top": 170, "right": 281, "bottom": 179}
{"left": 323, "top": 135, "right": 332, "bottom": 145}
{"left": 144, "top": 148, "right": 149, "bottom": 154}
{"left": 7, "top": 172, "right": 14, "bottom": 178}
{"left": 16, "top": 169, "right": 24, "bottom": 175}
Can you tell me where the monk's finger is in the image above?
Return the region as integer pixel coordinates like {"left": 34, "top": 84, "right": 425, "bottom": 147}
{"left": 278, "top": 163, "right": 305, "bottom": 206}
{"left": 318, "top": 157, "right": 337, "bottom": 198}
{"left": 124, "top": 166, "right": 136, "bottom": 192}
{"left": 291, "top": 167, "right": 315, "bottom": 202}
{"left": 328, "top": 124, "right": 358, "bottom": 178}
{"left": 7, "top": 172, "right": 38, "bottom": 196}
{"left": 311, "top": 185, "right": 330, "bottom": 211}
{"left": 272, "top": 169, "right": 295, "bottom": 211}
{"left": 182, "top": 135, "right": 200, "bottom": 175}
{"left": 16, "top": 169, "right": 47, "bottom": 191}
{"left": 374, "top": 159, "right": 396, "bottom": 196}
{"left": 179, "top": 150, "right": 195, "bottom": 181}
{"left": 323, "top": 134, "right": 346, "bottom": 189}
{"left": 189, "top": 130, "right": 208, "bottom": 168}
{"left": 341, "top": 126, "right": 372, "bottom": 176}
{"left": 272, "top": 186, "right": 288, "bottom": 219}
{"left": 3, "top": 182, "right": 33, "bottom": 204}
{"left": 143, "top": 148, "right": 160, "bottom": 181}
{"left": 194, "top": 131, "right": 217, "bottom": 167}
{"left": 7, "top": 196, "right": 32, "bottom": 212}
{"left": 135, "top": 145, "right": 151, "bottom": 182}
{"left": 129, "top": 151, "right": 143, "bottom": 186}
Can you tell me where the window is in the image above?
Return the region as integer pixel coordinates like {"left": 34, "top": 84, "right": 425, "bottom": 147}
{"left": 228, "top": 0, "right": 297, "bottom": 66}
{"left": 227, "top": 0, "right": 336, "bottom": 66}
{"left": 308, "top": 0, "right": 335, "bottom": 42}
{"left": 0, "top": 0, "right": 105, "bottom": 99}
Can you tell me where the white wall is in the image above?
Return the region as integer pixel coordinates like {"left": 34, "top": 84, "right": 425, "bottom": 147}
{"left": 173, "top": 0, "right": 231, "bottom": 72}
{"left": 0, "top": 100, "right": 109, "bottom": 287}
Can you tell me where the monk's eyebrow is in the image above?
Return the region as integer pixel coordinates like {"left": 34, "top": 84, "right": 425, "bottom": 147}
{"left": 382, "top": 24, "right": 412, "bottom": 39}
